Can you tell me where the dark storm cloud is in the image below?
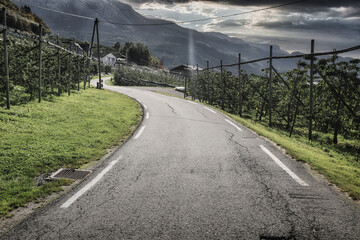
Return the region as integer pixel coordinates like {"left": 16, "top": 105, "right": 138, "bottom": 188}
{"left": 130, "top": 0, "right": 360, "bottom": 11}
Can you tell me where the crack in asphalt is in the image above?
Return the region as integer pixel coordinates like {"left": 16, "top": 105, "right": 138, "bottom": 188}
{"left": 196, "top": 108, "right": 209, "bottom": 119}
{"left": 165, "top": 102, "right": 176, "bottom": 115}
{"left": 225, "top": 129, "right": 309, "bottom": 239}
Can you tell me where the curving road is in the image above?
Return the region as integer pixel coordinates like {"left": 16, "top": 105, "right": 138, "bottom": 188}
{"left": 2, "top": 79, "right": 360, "bottom": 239}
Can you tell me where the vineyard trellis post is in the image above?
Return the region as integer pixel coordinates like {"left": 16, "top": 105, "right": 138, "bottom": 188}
{"left": 221, "top": 60, "right": 224, "bottom": 110}
{"left": 309, "top": 39, "right": 315, "bottom": 141}
{"left": 57, "top": 35, "right": 61, "bottom": 96}
{"left": 2, "top": 8, "right": 10, "bottom": 109}
{"left": 38, "top": 24, "right": 42, "bottom": 103}
{"left": 238, "top": 53, "right": 242, "bottom": 117}
{"left": 269, "top": 45, "right": 273, "bottom": 127}
{"left": 196, "top": 64, "right": 199, "bottom": 101}
{"left": 68, "top": 41, "right": 72, "bottom": 96}
{"left": 83, "top": 50, "right": 86, "bottom": 90}
{"left": 207, "top": 60, "right": 210, "bottom": 104}
{"left": 184, "top": 63, "right": 188, "bottom": 98}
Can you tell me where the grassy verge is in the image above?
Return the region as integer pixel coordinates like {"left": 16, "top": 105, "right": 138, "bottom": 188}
{"left": 155, "top": 92, "right": 360, "bottom": 200}
{"left": 0, "top": 88, "right": 142, "bottom": 217}
{"left": 225, "top": 113, "right": 360, "bottom": 199}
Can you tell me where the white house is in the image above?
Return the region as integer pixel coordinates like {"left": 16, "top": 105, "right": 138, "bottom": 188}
{"left": 101, "top": 53, "right": 116, "bottom": 66}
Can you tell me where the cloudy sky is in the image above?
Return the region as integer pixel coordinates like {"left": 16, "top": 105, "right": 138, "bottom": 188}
{"left": 122, "top": 0, "right": 360, "bottom": 58}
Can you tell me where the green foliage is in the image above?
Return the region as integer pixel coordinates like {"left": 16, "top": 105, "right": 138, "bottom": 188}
{"left": 0, "top": 34, "right": 92, "bottom": 107}
{"left": 0, "top": 88, "right": 142, "bottom": 217}
{"left": 113, "top": 65, "right": 183, "bottom": 87}
{"left": 0, "top": 1, "right": 51, "bottom": 34}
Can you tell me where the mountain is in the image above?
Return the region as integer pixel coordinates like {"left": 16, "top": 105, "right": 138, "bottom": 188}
{"left": 12, "top": 0, "right": 296, "bottom": 73}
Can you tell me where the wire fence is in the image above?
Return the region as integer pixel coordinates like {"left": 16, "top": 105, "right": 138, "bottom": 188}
{"left": 0, "top": 8, "right": 96, "bottom": 110}
{"left": 186, "top": 41, "right": 360, "bottom": 142}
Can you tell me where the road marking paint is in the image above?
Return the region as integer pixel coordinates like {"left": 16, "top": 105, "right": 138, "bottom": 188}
{"left": 143, "top": 104, "right": 148, "bottom": 110}
{"left": 186, "top": 100, "right": 197, "bottom": 105}
{"left": 146, "top": 112, "right": 149, "bottom": 119}
{"left": 134, "top": 126, "right": 146, "bottom": 139}
{"left": 136, "top": 98, "right": 142, "bottom": 104}
{"left": 60, "top": 157, "right": 121, "bottom": 209}
{"left": 204, "top": 107, "right": 216, "bottom": 113}
{"left": 259, "top": 145, "right": 309, "bottom": 186}
{"left": 225, "top": 119, "right": 243, "bottom": 131}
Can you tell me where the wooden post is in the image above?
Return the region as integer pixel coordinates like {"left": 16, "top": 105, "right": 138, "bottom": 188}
{"left": 96, "top": 18, "right": 102, "bottom": 89}
{"left": 309, "top": 39, "right": 315, "bottom": 141}
{"left": 238, "top": 53, "right": 242, "bottom": 117}
{"left": 2, "top": 8, "right": 10, "bottom": 109}
{"left": 221, "top": 60, "right": 224, "bottom": 110}
{"left": 57, "top": 35, "right": 61, "bottom": 96}
{"left": 38, "top": 24, "right": 42, "bottom": 103}
{"left": 269, "top": 45, "right": 273, "bottom": 127}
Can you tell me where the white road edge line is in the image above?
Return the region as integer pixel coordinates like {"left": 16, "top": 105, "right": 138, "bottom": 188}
{"left": 143, "top": 104, "right": 148, "bottom": 110}
{"left": 60, "top": 157, "right": 121, "bottom": 209}
{"left": 225, "top": 119, "right": 243, "bottom": 131}
{"left": 146, "top": 112, "right": 149, "bottom": 119}
{"left": 204, "top": 106, "right": 216, "bottom": 113}
{"left": 134, "top": 126, "right": 146, "bottom": 139}
{"left": 259, "top": 145, "right": 309, "bottom": 186}
{"left": 136, "top": 98, "right": 142, "bottom": 104}
{"left": 186, "top": 100, "right": 197, "bottom": 105}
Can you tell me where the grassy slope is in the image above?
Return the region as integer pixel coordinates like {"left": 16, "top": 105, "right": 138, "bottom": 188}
{"left": 0, "top": 88, "right": 142, "bottom": 217}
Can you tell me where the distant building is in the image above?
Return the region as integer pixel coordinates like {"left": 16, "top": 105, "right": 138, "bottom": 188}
{"left": 115, "top": 57, "right": 127, "bottom": 66}
{"left": 101, "top": 53, "right": 117, "bottom": 66}
{"left": 170, "top": 65, "right": 202, "bottom": 77}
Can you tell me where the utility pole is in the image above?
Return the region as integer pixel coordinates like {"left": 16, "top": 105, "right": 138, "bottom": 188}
{"left": 96, "top": 18, "right": 102, "bottom": 89}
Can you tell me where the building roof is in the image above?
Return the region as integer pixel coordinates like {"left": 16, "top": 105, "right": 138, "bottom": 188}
{"left": 102, "top": 53, "right": 116, "bottom": 59}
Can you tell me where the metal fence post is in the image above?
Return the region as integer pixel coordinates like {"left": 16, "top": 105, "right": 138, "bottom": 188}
{"left": 38, "top": 24, "right": 42, "bottom": 103}
{"left": 269, "top": 45, "right": 273, "bottom": 127}
{"left": 309, "top": 39, "right": 315, "bottom": 141}
{"left": 2, "top": 8, "right": 10, "bottom": 109}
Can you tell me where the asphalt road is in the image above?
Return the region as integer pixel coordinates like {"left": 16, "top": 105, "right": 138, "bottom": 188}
{"left": 2, "top": 79, "right": 360, "bottom": 239}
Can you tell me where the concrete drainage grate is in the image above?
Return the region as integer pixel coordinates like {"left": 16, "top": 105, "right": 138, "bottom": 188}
{"left": 50, "top": 168, "right": 92, "bottom": 181}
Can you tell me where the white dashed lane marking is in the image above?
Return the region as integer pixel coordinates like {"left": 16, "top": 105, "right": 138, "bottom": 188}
{"left": 259, "top": 145, "right": 308, "bottom": 186}
{"left": 60, "top": 156, "right": 121, "bottom": 209}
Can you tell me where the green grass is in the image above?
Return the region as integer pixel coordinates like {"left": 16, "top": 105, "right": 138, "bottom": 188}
{"left": 225, "top": 113, "right": 360, "bottom": 200}
{"left": 0, "top": 88, "right": 142, "bottom": 217}
{"left": 155, "top": 92, "right": 360, "bottom": 200}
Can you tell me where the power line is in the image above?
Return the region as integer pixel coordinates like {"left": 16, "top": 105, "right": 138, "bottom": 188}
{"left": 25, "top": 4, "right": 94, "bottom": 21}
{"left": 103, "top": 0, "right": 307, "bottom": 26}
{"left": 26, "top": 0, "right": 307, "bottom": 27}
